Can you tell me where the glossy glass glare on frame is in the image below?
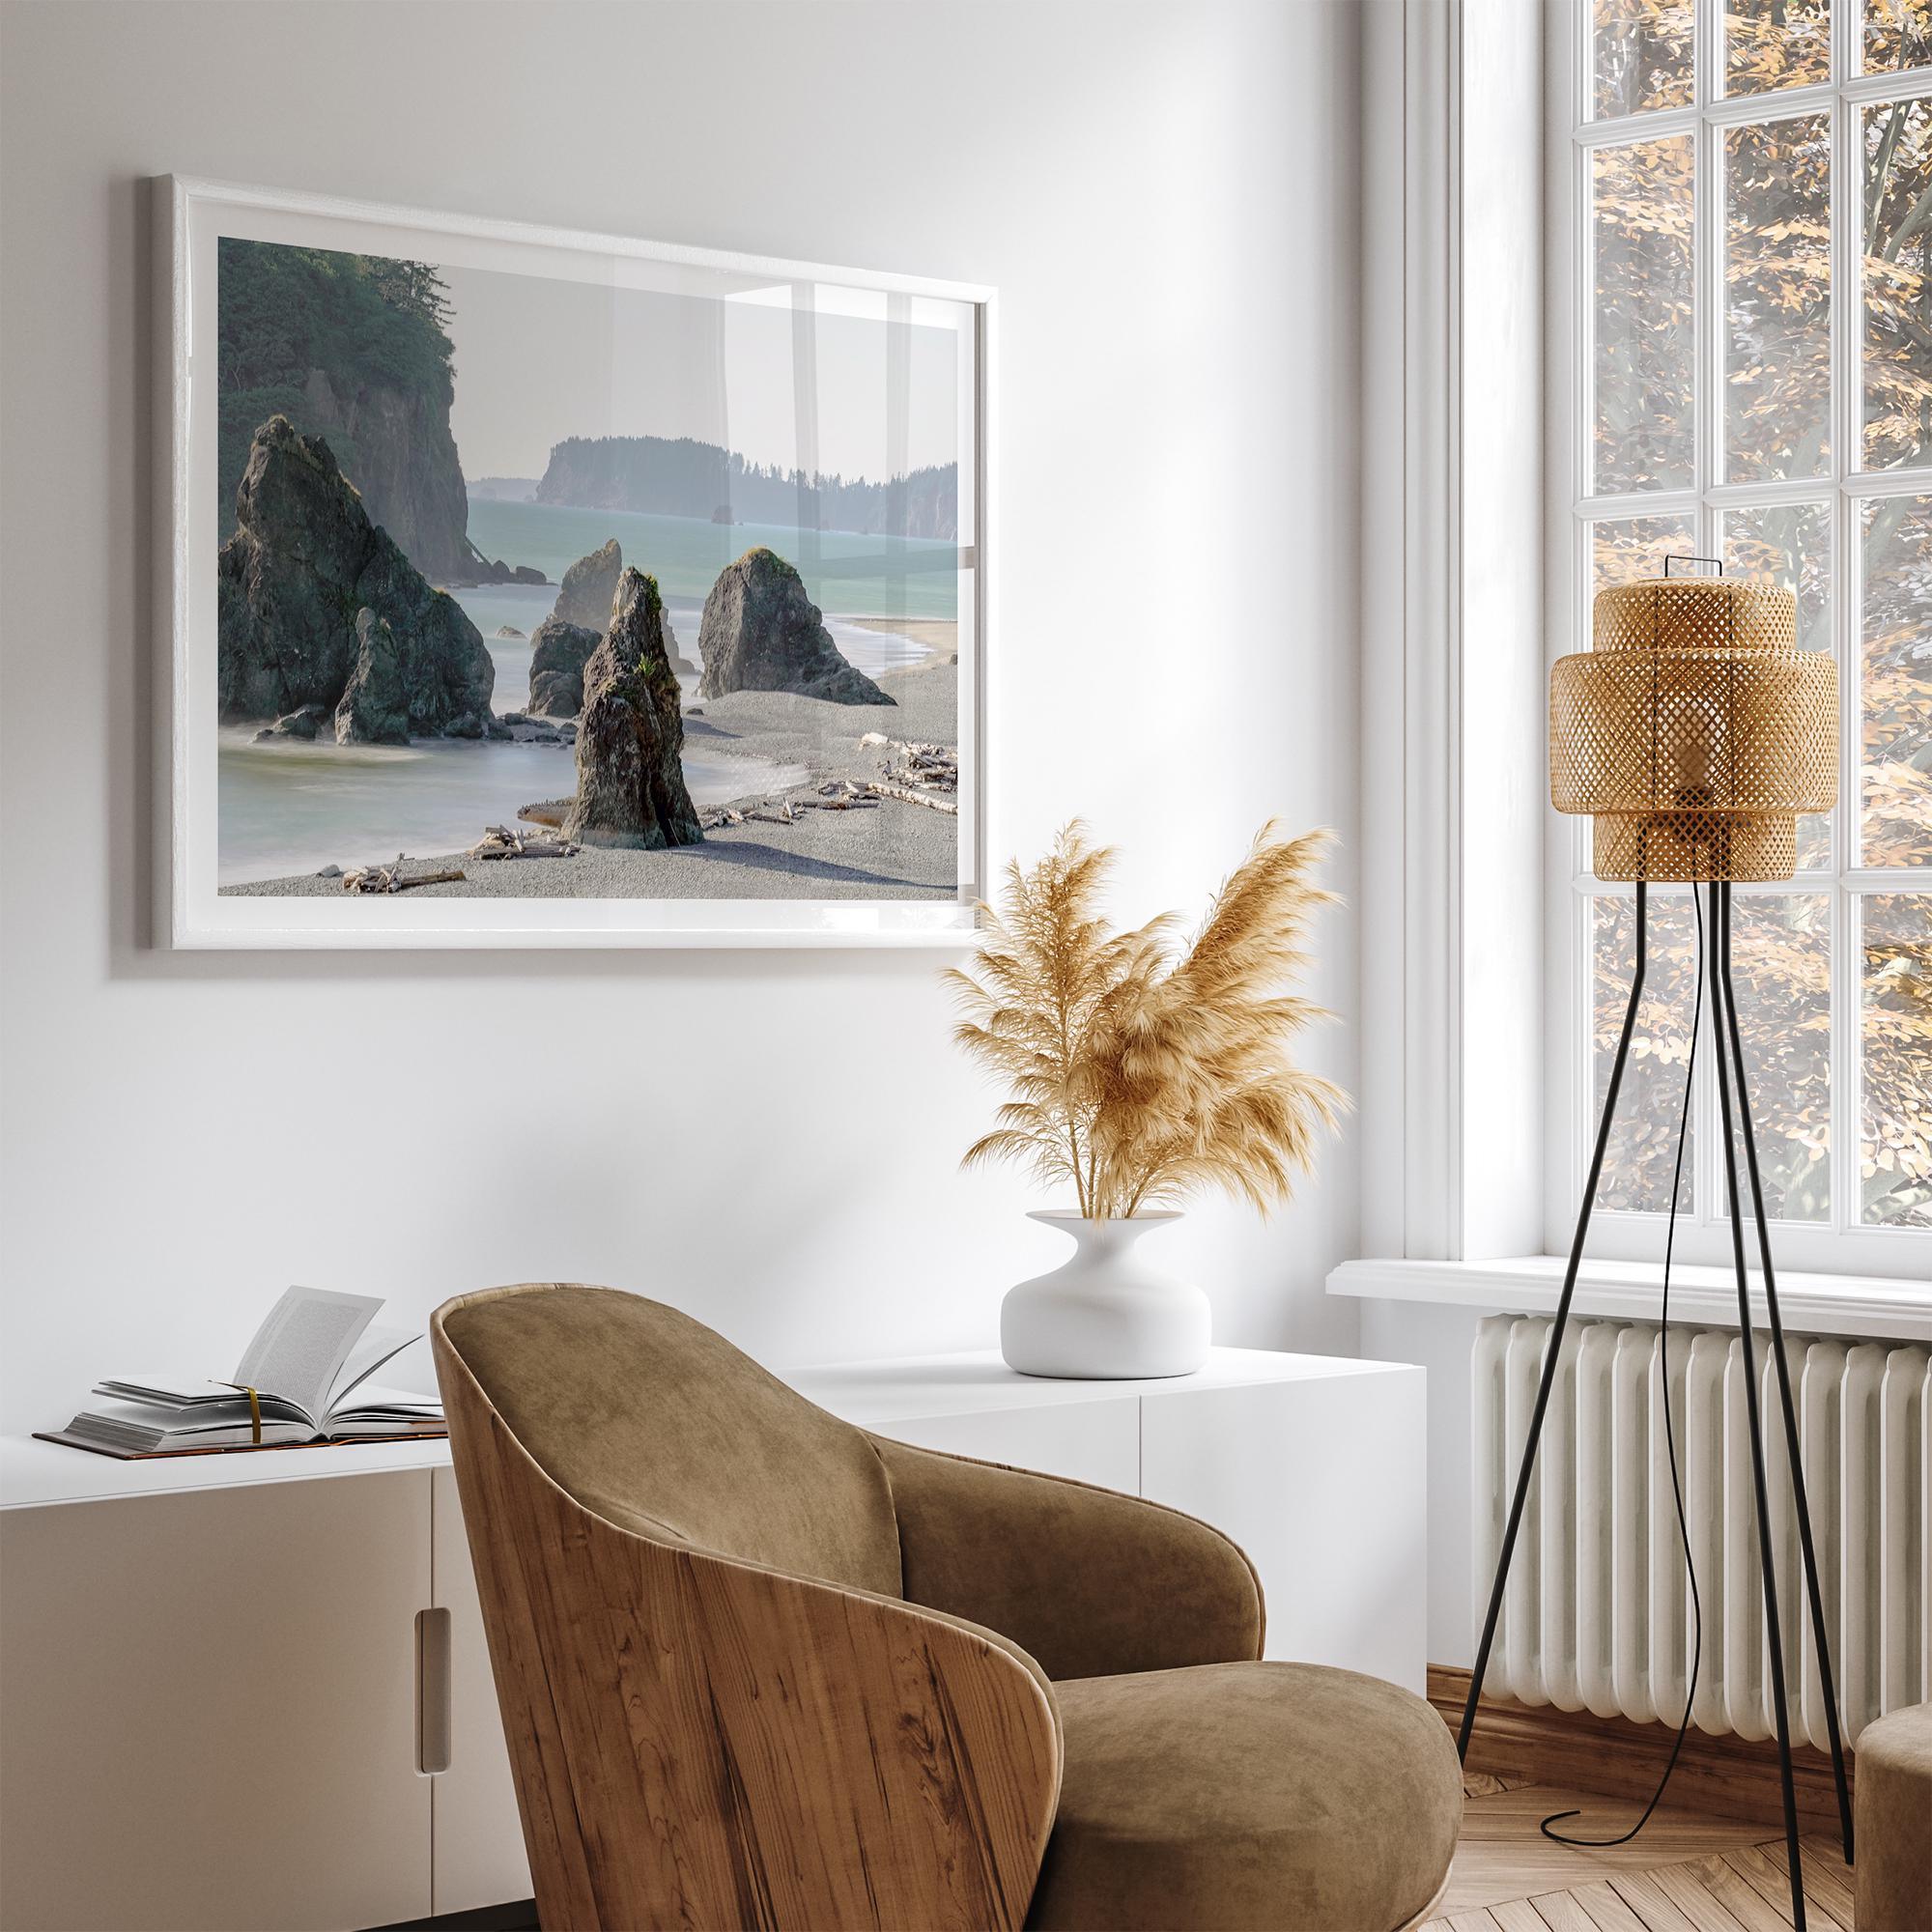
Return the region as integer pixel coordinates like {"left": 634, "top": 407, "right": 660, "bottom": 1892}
{"left": 1725, "top": 116, "right": 1832, "bottom": 483}
{"left": 1865, "top": 0, "right": 1932, "bottom": 72}
{"left": 1860, "top": 495, "right": 1932, "bottom": 867}
{"left": 1861, "top": 893, "right": 1932, "bottom": 1226}
{"left": 1593, "top": 0, "right": 1695, "bottom": 116}
{"left": 1593, "top": 892, "right": 1701, "bottom": 1215}
{"left": 1724, "top": 501, "right": 1834, "bottom": 867}
{"left": 1728, "top": 0, "right": 1832, "bottom": 95}
{"left": 1595, "top": 137, "right": 1697, "bottom": 494}
{"left": 1863, "top": 99, "right": 1932, "bottom": 470}
{"left": 1723, "top": 894, "right": 1833, "bottom": 1221}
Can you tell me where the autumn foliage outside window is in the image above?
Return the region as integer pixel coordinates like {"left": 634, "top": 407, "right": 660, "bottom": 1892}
{"left": 1581, "top": 0, "right": 1931, "bottom": 1236}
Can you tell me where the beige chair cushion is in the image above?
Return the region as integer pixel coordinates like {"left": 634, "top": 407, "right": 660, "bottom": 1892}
{"left": 871, "top": 1434, "right": 1264, "bottom": 1681}
{"left": 1855, "top": 1699, "right": 1932, "bottom": 1932}
{"left": 1026, "top": 1661, "right": 1463, "bottom": 1932}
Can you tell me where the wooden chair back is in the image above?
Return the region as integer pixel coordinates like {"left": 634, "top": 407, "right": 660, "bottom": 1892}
{"left": 433, "top": 1283, "right": 1062, "bottom": 1931}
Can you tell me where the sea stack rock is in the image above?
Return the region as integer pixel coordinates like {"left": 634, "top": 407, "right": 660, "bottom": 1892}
{"left": 217, "top": 416, "right": 495, "bottom": 732}
{"left": 335, "top": 611, "right": 412, "bottom": 745}
{"left": 459, "top": 554, "right": 549, "bottom": 588}
{"left": 546, "top": 535, "right": 695, "bottom": 675}
{"left": 525, "top": 616, "right": 601, "bottom": 719}
{"left": 696, "top": 547, "right": 894, "bottom": 705}
{"left": 562, "top": 569, "right": 703, "bottom": 850}
{"left": 552, "top": 538, "right": 623, "bottom": 630}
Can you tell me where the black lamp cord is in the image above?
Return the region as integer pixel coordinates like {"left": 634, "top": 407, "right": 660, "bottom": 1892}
{"left": 1540, "top": 882, "right": 1706, "bottom": 1848}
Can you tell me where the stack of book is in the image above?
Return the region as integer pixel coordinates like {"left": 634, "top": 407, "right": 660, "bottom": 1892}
{"left": 41, "top": 1287, "right": 445, "bottom": 1459}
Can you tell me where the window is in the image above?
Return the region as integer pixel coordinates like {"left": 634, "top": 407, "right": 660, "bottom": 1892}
{"left": 1566, "top": 0, "right": 1932, "bottom": 1269}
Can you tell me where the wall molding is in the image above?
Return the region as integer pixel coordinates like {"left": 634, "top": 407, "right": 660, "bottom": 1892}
{"left": 1431, "top": 1664, "right": 1856, "bottom": 1836}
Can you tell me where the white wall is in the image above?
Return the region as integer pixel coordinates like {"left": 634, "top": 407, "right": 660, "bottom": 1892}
{"left": 0, "top": 0, "right": 1364, "bottom": 1433}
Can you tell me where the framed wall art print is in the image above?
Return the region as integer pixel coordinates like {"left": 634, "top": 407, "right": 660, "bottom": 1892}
{"left": 155, "top": 176, "right": 991, "bottom": 947}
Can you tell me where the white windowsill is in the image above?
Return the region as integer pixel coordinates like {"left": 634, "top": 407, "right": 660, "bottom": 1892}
{"left": 1327, "top": 1256, "right": 1932, "bottom": 1344}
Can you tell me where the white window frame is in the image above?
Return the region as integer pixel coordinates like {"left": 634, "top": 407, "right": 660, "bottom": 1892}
{"left": 1358, "top": 0, "right": 1549, "bottom": 1270}
{"left": 1336, "top": 0, "right": 1932, "bottom": 1325}
{"left": 1545, "top": 0, "right": 1932, "bottom": 1281}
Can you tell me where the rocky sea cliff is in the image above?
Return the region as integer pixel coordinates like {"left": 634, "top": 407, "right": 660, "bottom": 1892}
{"left": 216, "top": 240, "right": 542, "bottom": 589}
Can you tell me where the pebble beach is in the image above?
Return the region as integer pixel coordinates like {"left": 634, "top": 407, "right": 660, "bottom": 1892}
{"left": 221, "top": 649, "right": 960, "bottom": 902}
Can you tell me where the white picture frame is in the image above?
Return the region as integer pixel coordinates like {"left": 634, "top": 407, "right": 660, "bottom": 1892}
{"left": 154, "top": 175, "right": 993, "bottom": 949}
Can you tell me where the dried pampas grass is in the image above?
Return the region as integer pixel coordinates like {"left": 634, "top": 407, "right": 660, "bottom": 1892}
{"left": 947, "top": 821, "right": 1346, "bottom": 1220}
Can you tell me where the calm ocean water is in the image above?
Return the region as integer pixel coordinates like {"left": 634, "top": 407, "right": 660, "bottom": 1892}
{"left": 217, "top": 497, "right": 947, "bottom": 885}
{"left": 463, "top": 498, "right": 959, "bottom": 621}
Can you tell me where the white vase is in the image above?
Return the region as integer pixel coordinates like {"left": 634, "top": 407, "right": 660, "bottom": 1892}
{"left": 1001, "top": 1210, "right": 1210, "bottom": 1379}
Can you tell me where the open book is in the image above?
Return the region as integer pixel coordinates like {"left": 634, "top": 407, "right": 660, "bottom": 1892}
{"left": 44, "top": 1288, "right": 444, "bottom": 1458}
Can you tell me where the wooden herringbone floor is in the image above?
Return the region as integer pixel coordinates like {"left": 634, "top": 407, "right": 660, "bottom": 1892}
{"left": 386, "top": 1771, "right": 1859, "bottom": 1932}
{"left": 1422, "top": 1772, "right": 1858, "bottom": 1931}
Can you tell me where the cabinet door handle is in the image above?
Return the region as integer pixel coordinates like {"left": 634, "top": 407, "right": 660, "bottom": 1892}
{"left": 415, "top": 1607, "right": 451, "bottom": 1775}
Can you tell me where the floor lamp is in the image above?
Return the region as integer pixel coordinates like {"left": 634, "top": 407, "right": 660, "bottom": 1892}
{"left": 1457, "top": 565, "right": 1854, "bottom": 1932}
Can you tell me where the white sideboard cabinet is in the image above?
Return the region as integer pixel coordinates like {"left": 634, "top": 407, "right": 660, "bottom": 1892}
{"left": 0, "top": 1346, "right": 1424, "bottom": 1931}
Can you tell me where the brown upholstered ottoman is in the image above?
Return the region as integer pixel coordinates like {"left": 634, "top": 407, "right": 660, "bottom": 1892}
{"left": 1857, "top": 1701, "right": 1932, "bottom": 1932}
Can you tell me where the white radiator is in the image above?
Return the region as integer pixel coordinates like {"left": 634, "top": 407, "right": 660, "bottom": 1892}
{"left": 1472, "top": 1314, "right": 1931, "bottom": 1746}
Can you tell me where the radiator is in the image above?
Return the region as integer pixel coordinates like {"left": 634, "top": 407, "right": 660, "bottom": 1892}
{"left": 1471, "top": 1314, "right": 1931, "bottom": 1746}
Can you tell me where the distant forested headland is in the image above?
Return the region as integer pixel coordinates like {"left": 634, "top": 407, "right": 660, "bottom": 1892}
{"left": 216, "top": 240, "right": 474, "bottom": 582}
{"left": 535, "top": 436, "right": 958, "bottom": 542}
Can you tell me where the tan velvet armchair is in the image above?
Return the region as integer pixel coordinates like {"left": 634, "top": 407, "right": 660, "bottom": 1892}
{"left": 432, "top": 1282, "right": 1461, "bottom": 1932}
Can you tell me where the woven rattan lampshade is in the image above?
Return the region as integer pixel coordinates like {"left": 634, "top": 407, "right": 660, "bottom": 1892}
{"left": 1549, "top": 576, "right": 1838, "bottom": 882}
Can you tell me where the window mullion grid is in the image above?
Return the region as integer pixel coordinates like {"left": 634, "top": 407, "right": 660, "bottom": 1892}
{"left": 1573, "top": 78, "right": 1593, "bottom": 1231}
{"left": 1696, "top": 0, "right": 1719, "bottom": 1228}
{"left": 1844, "top": 67, "right": 1932, "bottom": 105}
{"left": 1571, "top": 4, "right": 1929, "bottom": 1252}
{"left": 1707, "top": 474, "right": 1860, "bottom": 508}
{"left": 1577, "top": 77, "right": 1932, "bottom": 152}
{"left": 1577, "top": 881, "right": 1597, "bottom": 1223}
{"left": 1578, "top": 487, "right": 1702, "bottom": 518}
{"left": 1833, "top": 45, "right": 1861, "bottom": 1239}
{"left": 1577, "top": 105, "right": 1701, "bottom": 149}
{"left": 1574, "top": 0, "right": 1591, "bottom": 129}
{"left": 1836, "top": 861, "right": 1860, "bottom": 1235}
{"left": 1838, "top": 0, "right": 1863, "bottom": 89}
{"left": 1699, "top": 50, "right": 1860, "bottom": 1237}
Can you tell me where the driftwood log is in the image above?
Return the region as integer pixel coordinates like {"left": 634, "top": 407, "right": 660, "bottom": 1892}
{"left": 888, "top": 749, "right": 958, "bottom": 789}
{"left": 692, "top": 747, "right": 957, "bottom": 837}
{"left": 866, "top": 780, "right": 959, "bottom": 815}
{"left": 469, "top": 826, "right": 581, "bottom": 861}
{"left": 859, "top": 737, "right": 959, "bottom": 797}
{"left": 702, "top": 793, "right": 885, "bottom": 832}
{"left": 342, "top": 856, "right": 468, "bottom": 895}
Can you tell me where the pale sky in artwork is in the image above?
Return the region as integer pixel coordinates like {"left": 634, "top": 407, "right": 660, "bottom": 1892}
{"left": 440, "top": 263, "right": 962, "bottom": 484}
